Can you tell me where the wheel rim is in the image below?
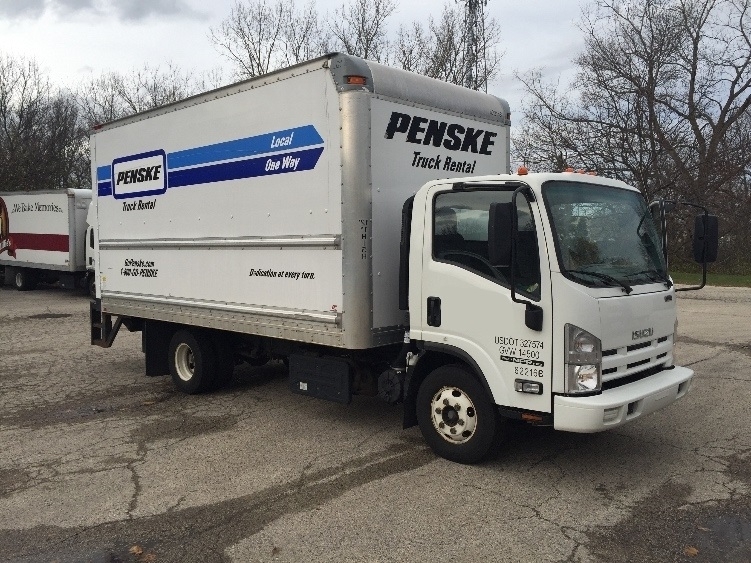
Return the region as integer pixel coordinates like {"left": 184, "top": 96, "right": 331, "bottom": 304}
{"left": 429, "top": 386, "right": 478, "bottom": 444}
{"left": 15, "top": 272, "right": 22, "bottom": 288}
{"left": 174, "top": 342, "right": 196, "bottom": 382}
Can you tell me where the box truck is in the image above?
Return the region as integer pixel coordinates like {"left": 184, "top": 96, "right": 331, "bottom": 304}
{"left": 1, "top": 189, "right": 95, "bottom": 292}
{"left": 89, "top": 53, "right": 717, "bottom": 463}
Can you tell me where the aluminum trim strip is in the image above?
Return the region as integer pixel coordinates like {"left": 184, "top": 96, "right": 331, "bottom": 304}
{"left": 102, "top": 292, "right": 341, "bottom": 325}
{"left": 99, "top": 235, "right": 341, "bottom": 250}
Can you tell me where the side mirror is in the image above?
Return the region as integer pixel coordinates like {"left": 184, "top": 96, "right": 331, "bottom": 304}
{"left": 488, "top": 202, "right": 512, "bottom": 266}
{"left": 693, "top": 214, "right": 718, "bottom": 264}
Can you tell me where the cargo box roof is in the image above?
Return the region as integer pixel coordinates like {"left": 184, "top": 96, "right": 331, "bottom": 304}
{"left": 91, "top": 53, "right": 510, "bottom": 133}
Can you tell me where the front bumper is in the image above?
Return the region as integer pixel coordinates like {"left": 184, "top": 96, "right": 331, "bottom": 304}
{"left": 553, "top": 366, "right": 693, "bottom": 433}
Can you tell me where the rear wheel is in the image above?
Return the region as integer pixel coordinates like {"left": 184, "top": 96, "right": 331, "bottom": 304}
{"left": 211, "top": 333, "right": 236, "bottom": 390}
{"left": 416, "top": 364, "right": 501, "bottom": 464}
{"left": 168, "top": 329, "right": 217, "bottom": 394}
{"left": 14, "top": 269, "right": 37, "bottom": 291}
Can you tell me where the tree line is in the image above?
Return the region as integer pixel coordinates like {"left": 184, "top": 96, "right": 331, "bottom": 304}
{"left": 1, "top": 0, "right": 748, "bottom": 272}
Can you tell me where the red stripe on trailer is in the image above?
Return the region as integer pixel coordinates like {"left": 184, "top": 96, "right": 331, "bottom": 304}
{"left": 11, "top": 233, "right": 69, "bottom": 252}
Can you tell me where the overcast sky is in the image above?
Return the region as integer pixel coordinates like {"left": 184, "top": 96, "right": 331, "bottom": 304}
{"left": 0, "top": 0, "right": 586, "bottom": 120}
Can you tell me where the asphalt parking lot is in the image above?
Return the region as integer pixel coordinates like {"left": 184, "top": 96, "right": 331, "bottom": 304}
{"left": 0, "top": 284, "right": 749, "bottom": 563}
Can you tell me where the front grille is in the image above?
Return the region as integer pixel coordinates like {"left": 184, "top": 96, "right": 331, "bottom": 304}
{"left": 602, "top": 365, "right": 667, "bottom": 391}
{"left": 601, "top": 333, "right": 673, "bottom": 385}
{"left": 627, "top": 341, "right": 651, "bottom": 352}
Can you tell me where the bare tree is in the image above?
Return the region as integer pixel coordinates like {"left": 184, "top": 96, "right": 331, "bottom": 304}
{"left": 0, "top": 55, "right": 87, "bottom": 192}
{"left": 393, "top": 3, "right": 502, "bottom": 90}
{"left": 78, "top": 63, "right": 212, "bottom": 128}
{"left": 393, "top": 22, "right": 430, "bottom": 75}
{"left": 211, "top": 0, "right": 501, "bottom": 90}
{"left": 514, "top": 0, "right": 751, "bottom": 272}
{"left": 329, "top": 0, "right": 396, "bottom": 62}
{"left": 281, "top": 1, "right": 330, "bottom": 67}
{"left": 209, "top": 0, "right": 329, "bottom": 79}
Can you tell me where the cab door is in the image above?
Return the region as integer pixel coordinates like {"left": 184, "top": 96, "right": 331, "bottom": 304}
{"left": 417, "top": 184, "right": 553, "bottom": 413}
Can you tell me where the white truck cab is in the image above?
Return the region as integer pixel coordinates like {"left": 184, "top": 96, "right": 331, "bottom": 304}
{"left": 400, "top": 171, "right": 716, "bottom": 462}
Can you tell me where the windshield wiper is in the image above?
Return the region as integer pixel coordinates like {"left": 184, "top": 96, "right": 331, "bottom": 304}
{"left": 565, "top": 269, "right": 633, "bottom": 294}
{"left": 624, "top": 269, "right": 673, "bottom": 289}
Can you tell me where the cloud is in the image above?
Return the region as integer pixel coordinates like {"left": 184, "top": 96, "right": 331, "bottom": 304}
{"left": 111, "top": 0, "right": 206, "bottom": 21}
{"left": 0, "top": 0, "right": 46, "bottom": 19}
{"left": 0, "top": 0, "right": 205, "bottom": 21}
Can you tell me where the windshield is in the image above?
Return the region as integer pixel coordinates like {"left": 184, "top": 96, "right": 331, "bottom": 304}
{"left": 543, "top": 181, "right": 667, "bottom": 289}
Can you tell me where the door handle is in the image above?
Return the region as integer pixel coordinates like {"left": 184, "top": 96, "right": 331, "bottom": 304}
{"left": 427, "top": 296, "right": 441, "bottom": 327}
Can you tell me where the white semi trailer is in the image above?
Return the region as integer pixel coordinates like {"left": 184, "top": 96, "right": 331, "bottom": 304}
{"left": 89, "top": 54, "right": 717, "bottom": 463}
{"left": 0, "top": 189, "right": 94, "bottom": 291}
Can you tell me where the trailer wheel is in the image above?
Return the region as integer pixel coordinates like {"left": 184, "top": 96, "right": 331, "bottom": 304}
{"left": 168, "top": 330, "right": 217, "bottom": 394}
{"left": 14, "top": 269, "right": 37, "bottom": 291}
{"left": 416, "top": 364, "right": 500, "bottom": 464}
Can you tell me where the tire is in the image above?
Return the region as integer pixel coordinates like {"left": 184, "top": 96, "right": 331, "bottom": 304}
{"left": 168, "top": 329, "right": 218, "bottom": 394}
{"left": 416, "top": 364, "right": 501, "bottom": 464}
{"left": 211, "top": 333, "right": 236, "bottom": 390}
{"left": 14, "top": 269, "right": 37, "bottom": 291}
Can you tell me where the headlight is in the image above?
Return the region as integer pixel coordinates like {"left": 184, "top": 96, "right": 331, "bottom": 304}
{"left": 565, "top": 324, "right": 602, "bottom": 394}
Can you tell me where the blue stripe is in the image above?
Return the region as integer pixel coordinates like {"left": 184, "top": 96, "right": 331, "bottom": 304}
{"left": 97, "top": 166, "right": 111, "bottom": 181}
{"left": 167, "top": 125, "right": 323, "bottom": 170}
{"left": 169, "top": 147, "right": 323, "bottom": 188}
{"left": 98, "top": 181, "right": 112, "bottom": 197}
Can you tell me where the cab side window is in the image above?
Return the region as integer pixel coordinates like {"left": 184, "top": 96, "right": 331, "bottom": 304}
{"left": 433, "top": 189, "right": 541, "bottom": 300}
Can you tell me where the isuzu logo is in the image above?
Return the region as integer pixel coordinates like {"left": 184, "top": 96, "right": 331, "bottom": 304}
{"left": 632, "top": 328, "right": 654, "bottom": 340}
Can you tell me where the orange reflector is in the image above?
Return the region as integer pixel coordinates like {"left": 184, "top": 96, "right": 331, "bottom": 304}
{"left": 346, "top": 75, "right": 367, "bottom": 85}
{"left": 521, "top": 413, "right": 544, "bottom": 423}
{"left": 517, "top": 166, "right": 529, "bottom": 175}
{"left": 564, "top": 167, "right": 574, "bottom": 173}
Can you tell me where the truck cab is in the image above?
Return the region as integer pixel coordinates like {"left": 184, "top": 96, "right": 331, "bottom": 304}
{"left": 402, "top": 171, "right": 717, "bottom": 463}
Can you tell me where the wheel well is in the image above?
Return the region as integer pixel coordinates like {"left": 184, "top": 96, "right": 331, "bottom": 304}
{"left": 403, "top": 347, "right": 492, "bottom": 429}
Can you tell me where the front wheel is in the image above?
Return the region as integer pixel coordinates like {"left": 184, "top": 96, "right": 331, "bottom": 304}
{"left": 416, "top": 364, "right": 501, "bottom": 464}
{"left": 168, "top": 329, "right": 217, "bottom": 394}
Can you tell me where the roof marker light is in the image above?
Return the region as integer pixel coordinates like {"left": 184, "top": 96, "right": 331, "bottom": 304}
{"left": 345, "top": 75, "right": 367, "bottom": 85}
{"left": 517, "top": 166, "right": 529, "bottom": 175}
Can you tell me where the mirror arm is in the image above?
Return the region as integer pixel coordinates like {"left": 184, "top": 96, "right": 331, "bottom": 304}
{"left": 510, "top": 187, "right": 543, "bottom": 331}
{"left": 675, "top": 203, "right": 711, "bottom": 292}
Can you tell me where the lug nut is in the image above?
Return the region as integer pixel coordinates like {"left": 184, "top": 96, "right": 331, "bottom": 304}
{"left": 458, "top": 419, "right": 464, "bottom": 426}
{"left": 455, "top": 404, "right": 461, "bottom": 411}
{"left": 438, "top": 422, "right": 445, "bottom": 429}
{"left": 450, "top": 428, "right": 456, "bottom": 434}
{"left": 435, "top": 408, "right": 441, "bottom": 414}
{"left": 443, "top": 398, "right": 449, "bottom": 406}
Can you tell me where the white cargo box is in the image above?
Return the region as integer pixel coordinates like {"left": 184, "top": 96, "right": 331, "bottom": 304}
{"left": 91, "top": 53, "right": 510, "bottom": 349}
{"left": 0, "top": 189, "right": 91, "bottom": 273}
